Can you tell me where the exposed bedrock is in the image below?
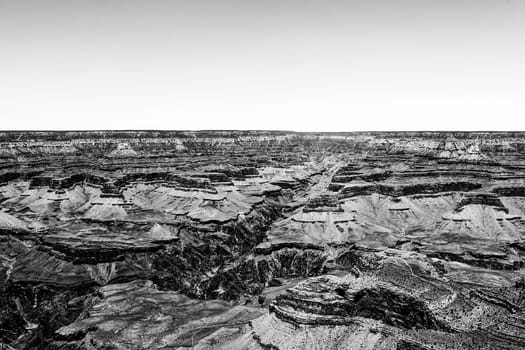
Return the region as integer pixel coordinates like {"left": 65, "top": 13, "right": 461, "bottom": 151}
{"left": 350, "top": 287, "right": 447, "bottom": 329}
{"left": 455, "top": 192, "right": 508, "bottom": 212}
{"left": 202, "top": 248, "right": 328, "bottom": 299}
{"left": 338, "top": 181, "right": 483, "bottom": 198}
{"left": 202, "top": 246, "right": 383, "bottom": 300}
{"left": 40, "top": 235, "right": 164, "bottom": 264}
{"left": 0, "top": 156, "right": 328, "bottom": 348}
{"left": 1, "top": 284, "right": 96, "bottom": 348}
{"left": 332, "top": 170, "right": 393, "bottom": 183}
{"left": 4, "top": 132, "right": 525, "bottom": 349}
{"left": 47, "top": 280, "right": 266, "bottom": 350}
{"left": 303, "top": 194, "right": 342, "bottom": 212}
{"left": 334, "top": 248, "right": 384, "bottom": 273}
{"left": 396, "top": 340, "right": 431, "bottom": 350}
{"left": 269, "top": 275, "right": 447, "bottom": 330}
{"left": 423, "top": 249, "right": 523, "bottom": 271}
{"left": 492, "top": 186, "right": 525, "bottom": 197}
{"left": 150, "top": 198, "right": 286, "bottom": 297}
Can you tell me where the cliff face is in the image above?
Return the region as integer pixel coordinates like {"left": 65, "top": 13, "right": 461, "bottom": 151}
{"left": 1, "top": 131, "right": 525, "bottom": 349}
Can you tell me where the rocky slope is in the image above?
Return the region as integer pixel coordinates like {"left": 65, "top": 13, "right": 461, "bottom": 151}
{"left": 1, "top": 131, "right": 525, "bottom": 349}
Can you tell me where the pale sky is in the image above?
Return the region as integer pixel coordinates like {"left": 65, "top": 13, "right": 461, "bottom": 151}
{"left": 1, "top": 0, "right": 524, "bottom": 131}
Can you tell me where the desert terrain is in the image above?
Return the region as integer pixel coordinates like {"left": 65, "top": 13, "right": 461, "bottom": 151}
{"left": 1, "top": 131, "right": 525, "bottom": 349}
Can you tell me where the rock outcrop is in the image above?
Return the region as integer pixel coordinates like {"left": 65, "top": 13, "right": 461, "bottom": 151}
{"left": 1, "top": 131, "right": 525, "bottom": 349}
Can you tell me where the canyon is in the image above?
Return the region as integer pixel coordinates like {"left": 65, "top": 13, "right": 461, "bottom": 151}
{"left": 1, "top": 131, "right": 525, "bottom": 349}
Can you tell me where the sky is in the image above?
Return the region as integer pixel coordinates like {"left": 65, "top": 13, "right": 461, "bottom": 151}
{"left": 0, "top": 0, "right": 524, "bottom": 131}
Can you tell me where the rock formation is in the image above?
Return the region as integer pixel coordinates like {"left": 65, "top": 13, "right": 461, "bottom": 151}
{"left": 1, "top": 131, "right": 525, "bottom": 349}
